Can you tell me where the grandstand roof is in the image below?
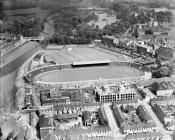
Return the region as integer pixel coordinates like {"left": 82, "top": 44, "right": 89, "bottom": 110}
{"left": 72, "top": 60, "right": 111, "bottom": 66}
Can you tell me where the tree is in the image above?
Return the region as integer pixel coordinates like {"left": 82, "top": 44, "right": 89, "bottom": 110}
{"left": 158, "top": 66, "right": 170, "bottom": 77}
{"left": 137, "top": 12, "right": 150, "bottom": 24}
{"left": 133, "top": 28, "right": 139, "bottom": 38}
{"left": 0, "top": 128, "right": 2, "bottom": 138}
{"left": 130, "top": 14, "right": 138, "bottom": 25}
{"left": 150, "top": 82, "right": 160, "bottom": 94}
{"left": 145, "top": 28, "right": 154, "bottom": 35}
{"left": 0, "top": 1, "right": 4, "bottom": 20}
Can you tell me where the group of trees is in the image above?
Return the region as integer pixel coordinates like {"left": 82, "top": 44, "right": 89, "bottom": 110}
{"left": 42, "top": 7, "right": 107, "bottom": 46}
{"left": 0, "top": 1, "right": 4, "bottom": 20}
{"left": 1, "top": 14, "right": 44, "bottom": 37}
{"left": 151, "top": 62, "right": 173, "bottom": 78}
{"left": 152, "top": 66, "right": 171, "bottom": 78}
{"left": 156, "top": 11, "right": 173, "bottom": 26}
{"left": 105, "top": 3, "right": 143, "bottom": 36}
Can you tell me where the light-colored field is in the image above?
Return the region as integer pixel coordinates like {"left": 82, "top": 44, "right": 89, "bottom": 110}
{"left": 36, "top": 66, "right": 143, "bottom": 83}
{"left": 44, "top": 47, "right": 131, "bottom": 64}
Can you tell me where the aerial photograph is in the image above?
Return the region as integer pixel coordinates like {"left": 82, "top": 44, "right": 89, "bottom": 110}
{"left": 0, "top": 0, "right": 175, "bottom": 139}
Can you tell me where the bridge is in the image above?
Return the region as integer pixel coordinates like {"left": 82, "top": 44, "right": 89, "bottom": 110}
{"left": 23, "top": 37, "right": 44, "bottom": 42}
{"left": 77, "top": 7, "right": 110, "bottom": 12}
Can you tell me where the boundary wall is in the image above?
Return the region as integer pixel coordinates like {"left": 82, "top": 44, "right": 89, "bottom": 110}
{"left": 25, "top": 61, "right": 152, "bottom": 89}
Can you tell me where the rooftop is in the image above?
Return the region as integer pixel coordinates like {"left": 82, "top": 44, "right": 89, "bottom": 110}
{"left": 96, "top": 83, "right": 140, "bottom": 96}
{"left": 125, "top": 132, "right": 163, "bottom": 140}
{"left": 113, "top": 104, "right": 155, "bottom": 131}
{"left": 39, "top": 114, "right": 53, "bottom": 128}
{"left": 158, "top": 81, "right": 175, "bottom": 90}
{"left": 150, "top": 97, "right": 175, "bottom": 106}
{"left": 54, "top": 102, "right": 102, "bottom": 110}
{"left": 54, "top": 113, "right": 79, "bottom": 120}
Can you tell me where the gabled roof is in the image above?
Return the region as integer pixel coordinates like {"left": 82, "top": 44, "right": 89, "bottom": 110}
{"left": 39, "top": 114, "right": 53, "bottom": 128}
{"left": 44, "top": 132, "right": 57, "bottom": 140}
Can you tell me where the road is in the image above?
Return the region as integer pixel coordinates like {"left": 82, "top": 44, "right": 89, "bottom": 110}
{"left": 0, "top": 42, "right": 40, "bottom": 76}
{"left": 103, "top": 103, "right": 125, "bottom": 140}
{"left": 141, "top": 102, "right": 173, "bottom": 139}
{"left": 0, "top": 43, "right": 40, "bottom": 112}
{"left": 0, "top": 18, "right": 54, "bottom": 112}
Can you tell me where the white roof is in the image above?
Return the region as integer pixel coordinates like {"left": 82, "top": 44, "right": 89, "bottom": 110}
{"left": 72, "top": 60, "right": 111, "bottom": 65}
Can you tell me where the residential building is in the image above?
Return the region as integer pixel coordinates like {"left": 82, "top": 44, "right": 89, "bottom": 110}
{"left": 136, "top": 41, "right": 154, "bottom": 56}
{"left": 156, "top": 46, "right": 175, "bottom": 60}
{"left": 39, "top": 114, "right": 54, "bottom": 140}
{"left": 155, "top": 81, "right": 175, "bottom": 97}
{"left": 101, "top": 35, "right": 114, "bottom": 46}
{"left": 40, "top": 89, "right": 82, "bottom": 105}
{"left": 125, "top": 132, "right": 164, "bottom": 140}
{"left": 113, "top": 102, "right": 156, "bottom": 134}
{"left": 151, "top": 97, "right": 175, "bottom": 130}
{"left": 136, "top": 105, "right": 153, "bottom": 124}
{"left": 83, "top": 111, "right": 92, "bottom": 126}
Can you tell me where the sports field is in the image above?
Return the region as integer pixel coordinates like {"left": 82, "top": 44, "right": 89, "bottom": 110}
{"left": 44, "top": 47, "right": 131, "bottom": 64}
{"left": 35, "top": 66, "right": 144, "bottom": 83}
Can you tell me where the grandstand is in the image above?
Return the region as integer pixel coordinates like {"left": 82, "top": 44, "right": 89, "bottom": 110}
{"left": 72, "top": 60, "right": 111, "bottom": 67}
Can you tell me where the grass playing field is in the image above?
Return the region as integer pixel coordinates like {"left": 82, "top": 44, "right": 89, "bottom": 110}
{"left": 35, "top": 66, "right": 144, "bottom": 83}
{"left": 44, "top": 47, "right": 131, "bottom": 64}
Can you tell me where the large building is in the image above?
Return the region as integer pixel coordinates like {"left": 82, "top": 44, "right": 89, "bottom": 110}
{"left": 136, "top": 41, "right": 154, "bottom": 56}
{"left": 39, "top": 103, "right": 111, "bottom": 140}
{"left": 40, "top": 88, "right": 96, "bottom": 106}
{"left": 95, "top": 83, "right": 141, "bottom": 102}
{"left": 156, "top": 46, "right": 175, "bottom": 60}
{"left": 151, "top": 81, "right": 175, "bottom": 97}
{"left": 151, "top": 97, "right": 175, "bottom": 130}
{"left": 113, "top": 101, "right": 157, "bottom": 134}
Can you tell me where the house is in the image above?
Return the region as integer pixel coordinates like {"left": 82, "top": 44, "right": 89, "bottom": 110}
{"left": 156, "top": 46, "right": 175, "bottom": 60}
{"left": 39, "top": 114, "right": 54, "bottom": 140}
{"left": 83, "top": 111, "right": 91, "bottom": 126}
{"left": 156, "top": 81, "right": 175, "bottom": 97}
{"left": 125, "top": 132, "right": 164, "bottom": 140}
{"left": 101, "top": 35, "right": 114, "bottom": 46}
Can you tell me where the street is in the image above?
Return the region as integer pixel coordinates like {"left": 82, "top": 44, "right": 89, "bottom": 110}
{"left": 0, "top": 17, "right": 54, "bottom": 112}
{"left": 103, "top": 103, "right": 125, "bottom": 140}
{"left": 141, "top": 102, "right": 173, "bottom": 139}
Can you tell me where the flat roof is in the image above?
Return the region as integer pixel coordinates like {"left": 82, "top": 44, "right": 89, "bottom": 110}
{"left": 72, "top": 60, "right": 111, "bottom": 65}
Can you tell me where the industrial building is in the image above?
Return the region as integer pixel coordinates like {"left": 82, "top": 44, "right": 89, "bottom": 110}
{"left": 95, "top": 83, "right": 140, "bottom": 102}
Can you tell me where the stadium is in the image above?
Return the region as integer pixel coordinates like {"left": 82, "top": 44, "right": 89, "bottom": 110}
{"left": 25, "top": 46, "right": 152, "bottom": 89}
